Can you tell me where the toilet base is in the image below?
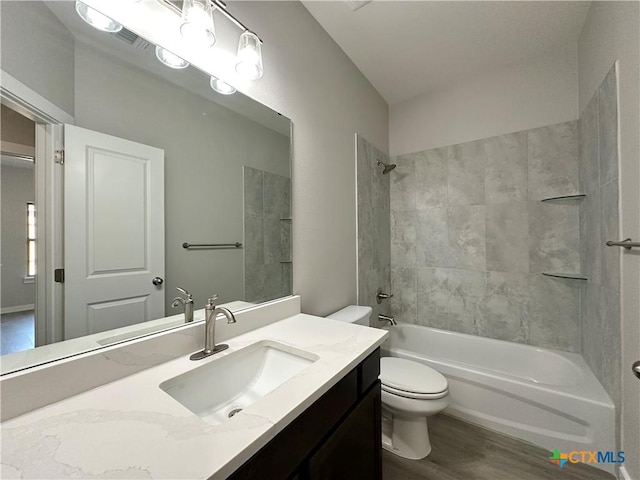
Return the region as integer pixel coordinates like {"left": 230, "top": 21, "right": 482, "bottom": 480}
{"left": 381, "top": 411, "right": 432, "bottom": 460}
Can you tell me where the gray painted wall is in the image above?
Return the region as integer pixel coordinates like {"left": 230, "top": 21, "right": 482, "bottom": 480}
{"left": 1, "top": 165, "right": 35, "bottom": 309}
{"left": 389, "top": 121, "right": 583, "bottom": 353}
{"left": 0, "top": 1, "right": 75, "bottom": 115}
{"left": 73, "top": 42, "right": 290, "bottom": 313}
{"left": 356, "top": 135, "right": 391, "bottom": 326}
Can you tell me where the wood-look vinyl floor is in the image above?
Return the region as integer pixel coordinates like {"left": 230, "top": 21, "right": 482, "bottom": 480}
{"left": 1, "top": 310, "right": 35, "bottom": 355}
{"left": 383, "top": 414, "right": 614, "bottom": 480}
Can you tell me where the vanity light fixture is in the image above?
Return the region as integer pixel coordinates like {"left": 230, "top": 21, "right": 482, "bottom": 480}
{"left": 155, "top": 46, "right": 190, "bottom": 69}
{"left": 180, "top": 0, "right": 216, "bottom": 47}
{"left": 235, "top": 31, "right": 263, "bottom": 80}
{"left": 160, "top": 0, "right": 265, "bottom": 82}
{"left": 75, "top": 1, "right": 123, "bottom": 33}
{"left": 210, "top": 76, "right": 236, "bottom": 95}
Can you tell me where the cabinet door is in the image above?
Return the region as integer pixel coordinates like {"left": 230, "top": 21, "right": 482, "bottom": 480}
{"left": 308, "top": 382, "right": 382, "bottom": 480}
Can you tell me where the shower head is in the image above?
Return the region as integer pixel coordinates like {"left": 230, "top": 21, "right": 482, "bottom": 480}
{"left": 377, "top": 160, "right": 397, "bottom": 175}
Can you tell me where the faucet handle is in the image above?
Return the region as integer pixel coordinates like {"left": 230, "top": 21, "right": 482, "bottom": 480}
{"left": 207, "top": 294, "right": 219, "bottom": 307}
{"left": 176, "top": 287, "right": 193, "bottom": 300}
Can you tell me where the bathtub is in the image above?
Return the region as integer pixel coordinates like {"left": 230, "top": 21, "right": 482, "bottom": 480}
{"left": 381, "top": 324, "right": 615, "bottom": 474}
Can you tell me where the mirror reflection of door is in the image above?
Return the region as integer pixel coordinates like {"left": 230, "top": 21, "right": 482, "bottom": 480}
{"left": 64, "top": 125, "right": 165, "bottom": 339}
{"left": 1, "top": 105, "right": 37, "bottom": 355}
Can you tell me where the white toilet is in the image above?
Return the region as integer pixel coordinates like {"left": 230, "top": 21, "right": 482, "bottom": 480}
{"left": 327, "top": 305, "right": 450, "bottom": 460}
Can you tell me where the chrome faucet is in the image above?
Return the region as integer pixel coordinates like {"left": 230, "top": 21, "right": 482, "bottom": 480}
{"left": 171, "top": 287, "right": 194, "bottom": 323}
{"left": 378, "top": 314, "right": 397, "bottom": 326}
{"left": 190, "top": 295, "right": 237, "bottom": 361}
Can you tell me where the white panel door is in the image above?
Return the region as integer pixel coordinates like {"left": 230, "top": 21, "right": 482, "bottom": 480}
{"left": 64, "top": 125, "right": 164, "bottom": 339}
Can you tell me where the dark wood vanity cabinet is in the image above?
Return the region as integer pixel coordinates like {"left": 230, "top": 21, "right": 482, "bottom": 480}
{"left": 227, "top": 348, "right": 382, "bottom": 480}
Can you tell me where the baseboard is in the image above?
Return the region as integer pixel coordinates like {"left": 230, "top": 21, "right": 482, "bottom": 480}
{"left": 619, "top": 466, "right": 632, "bottom": 480}
{"left": 1, "top": 304, "right": 35, "bottom": 315}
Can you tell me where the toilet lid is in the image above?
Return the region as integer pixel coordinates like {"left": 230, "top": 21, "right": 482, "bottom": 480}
{"left": 380, "top": 357, "right": 448, "bottom": 395}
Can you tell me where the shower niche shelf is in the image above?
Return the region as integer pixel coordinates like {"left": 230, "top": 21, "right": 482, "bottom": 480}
{"left": 542, "top": 272, "right": 588, "bottom": 281}
{"left": 540, "top": 194, "right": 586, "bottom": 203}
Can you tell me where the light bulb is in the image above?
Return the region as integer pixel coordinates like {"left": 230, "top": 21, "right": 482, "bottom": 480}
{"left": 180, "top": 0, "right": 215, "bottom": 47}
{"left": 155, "top": 46, "right": 190, "bottom": 69}
{"left": 235, "top": 31, "right": 263, "bottom": 80}
{"left": 75, "top": 1, "right": 123, "bottom": 33}
{"left": 210, "top": 76, "right": 236, "bottom": 95}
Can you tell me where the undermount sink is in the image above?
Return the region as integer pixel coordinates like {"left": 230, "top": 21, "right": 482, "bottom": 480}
{"left": 159, "top": 340, "right": 318, "bottom": 425}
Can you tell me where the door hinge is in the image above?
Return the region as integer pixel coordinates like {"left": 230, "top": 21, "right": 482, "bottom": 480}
{"left": 54, "top": 268, "right": 65, "bottom": 283}
{"left": 54, "top": 150, "right": 65, "bottom": 165}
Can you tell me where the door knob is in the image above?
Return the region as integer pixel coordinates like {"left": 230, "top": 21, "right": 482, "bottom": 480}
{"left": 152, "top": 276, "right": 164, "bottom": 286}
{"left": 633, "top": 361, "right": 640, "bottom": 380}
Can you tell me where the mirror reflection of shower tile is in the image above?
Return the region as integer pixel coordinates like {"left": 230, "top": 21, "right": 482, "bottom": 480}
{"left": 243, "top": 167, "right": 264, "bottom": 218}
{"left": 263, "top": 215, "right": 282, "bottom": 265}
{"left": 263, "top": 173, "right": 290, "bottom": 218}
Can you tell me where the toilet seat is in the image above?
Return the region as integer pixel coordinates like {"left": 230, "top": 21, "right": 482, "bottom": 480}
{"left": 381, "top": 383, "right": 449, "bottom": 400}
{"left": 380, "top": 357, "right": 448, "bottom": 399}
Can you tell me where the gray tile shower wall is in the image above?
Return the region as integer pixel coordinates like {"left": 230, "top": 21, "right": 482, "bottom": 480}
{"left": 243, "top": 167, "right": 292, "bottom": 303}
{"left": 357, "top": 135, "right": 392, "bottom": 325}
{"left": 579, "top": 64, "right": 621, "bottom": 408}
{"left": 390, "top": 120, "right": 582, "bottom": 352}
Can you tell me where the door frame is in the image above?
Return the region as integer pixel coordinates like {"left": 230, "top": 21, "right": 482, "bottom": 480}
{"left": 0, "top": 70, "right": 74, "bottom": 346}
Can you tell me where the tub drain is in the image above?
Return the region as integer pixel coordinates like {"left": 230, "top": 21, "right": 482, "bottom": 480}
{"left": 228, "top": 408, "right": 243, "bottom": 418}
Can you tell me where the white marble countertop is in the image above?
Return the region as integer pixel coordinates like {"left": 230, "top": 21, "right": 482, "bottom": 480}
{"left": 0, "top": 314, "right": 388, "bottom": 479}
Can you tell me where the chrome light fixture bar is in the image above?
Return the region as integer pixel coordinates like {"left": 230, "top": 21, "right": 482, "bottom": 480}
{"left": 160, "top": 0, "right": 263, "bottom": 43}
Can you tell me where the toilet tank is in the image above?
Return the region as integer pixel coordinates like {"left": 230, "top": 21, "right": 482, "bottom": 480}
{"left": 326, "top": 305, "right": 372, "bottom": 326}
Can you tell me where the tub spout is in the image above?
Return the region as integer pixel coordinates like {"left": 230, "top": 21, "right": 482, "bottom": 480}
{"left": 379, "top": 314, "right": 397, "bottom": 326}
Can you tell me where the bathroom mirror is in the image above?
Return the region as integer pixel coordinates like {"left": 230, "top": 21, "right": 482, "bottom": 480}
{"left": 0, "top": 1, "right": 292, "bottom": 374}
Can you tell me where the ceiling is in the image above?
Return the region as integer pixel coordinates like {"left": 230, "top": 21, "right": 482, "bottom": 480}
{"left": 302, "top": 1, "right": 591, "bottom": 105}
